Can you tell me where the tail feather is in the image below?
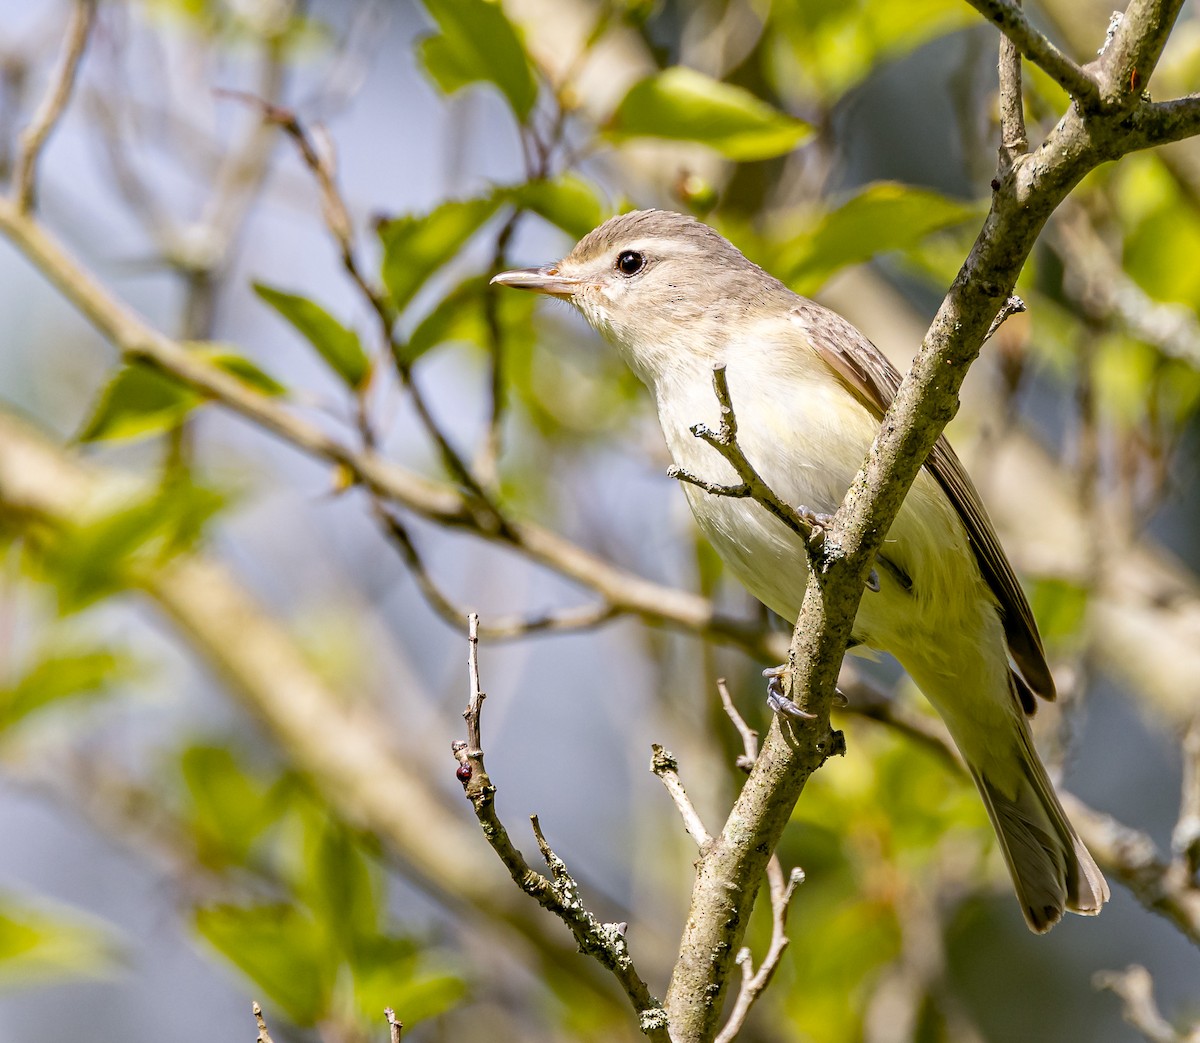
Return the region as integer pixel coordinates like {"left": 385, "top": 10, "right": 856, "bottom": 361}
{"left": 971, "top": 722, "right": 1109, "bottom": 933}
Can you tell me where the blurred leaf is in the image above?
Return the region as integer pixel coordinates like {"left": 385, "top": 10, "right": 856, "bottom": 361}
{"left": 36, "top": 475, "right": 226, "bottom": 612}
{"left": 1029, "top": 577, "right": 1089, "bottom": 644}
{"left": 78, "top": 364, "right": 200, "bottom": 443}
{"left": 767, "top": 0, "right": 973, "bottom": 102}
{"left": 0, "top": 646, "right": 132, "bottom": 732}
{"left": 181, "top": 745, "right": 282, "bottom": 868}
{"left": 777, "top": 182, "right": 978, "bottom": 294}
{"left": 0, "top": 896, "right": 119, "bottom": 985}
{"left": 253, "top": 283, "right": 369, "bottom": 389}
{"left": 195, "top": 903, "right": 334, "bottom": 1025}
{"left": 605, "top": 67, "right": 811, "bottom": 161}
{"left": 79, "top": 350, "right": 285, "bottom": 443}
{"left": 302, "top": 818, "right": 379, "bottom": 958}
{"left": 351, "top": 936, "right": 466, "bottom": 1027}
{"left": 378, "top": 197, "right": 501, "bottom": 313}
{"left": 417, "top": 0, "right": 537, "bottom": 120}
{"left": 195, "top": 346, "right": 287, "bottom": 397}
{"left": 402, "top": 273, "right": 534, "bottom": 366}
{"left": 505, "top": 175, "right": 607, "bottom": 240}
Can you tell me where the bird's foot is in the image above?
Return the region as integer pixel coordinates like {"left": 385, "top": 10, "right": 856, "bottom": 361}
{"left": 763, "top": 665, "right": 817, "bottom": 720}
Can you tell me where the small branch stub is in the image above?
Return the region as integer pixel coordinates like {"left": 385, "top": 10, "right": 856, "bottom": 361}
{"left": 252, "top": 1002, "right": 275, "bottom": 1043}
{"left": 385, "top": 1007, "right": 403, "bottom": 1043}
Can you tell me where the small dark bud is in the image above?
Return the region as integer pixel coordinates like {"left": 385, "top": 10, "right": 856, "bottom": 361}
{"left": 456, "top": 763, "right": 472, "bottom": 786}
{"left": 990, "top": 177, "right": 1001, "bottom": 192}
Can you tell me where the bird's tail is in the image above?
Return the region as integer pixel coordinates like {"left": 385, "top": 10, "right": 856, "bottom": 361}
{"left": 967, "top": 707, "right": 1109, "bottom": 932}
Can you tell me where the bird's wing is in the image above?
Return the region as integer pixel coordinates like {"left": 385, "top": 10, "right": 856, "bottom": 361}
{"left": 790, "top": 301, "right": 1055, "bottom": 704}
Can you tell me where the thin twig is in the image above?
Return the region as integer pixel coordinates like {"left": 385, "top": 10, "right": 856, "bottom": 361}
{"left": 984, "top": 295, "right": 1027, "bottom": 342}
{"left": 714, "top": 857, "right": 804, "bottom": 1043}
{"left": 1095, "top": 965, "right": 1198, "bottom": 1043}
{"left": 451, "top": 618, "right": 669, "bottom": 1040}
{"left": 962, "top": 0, "right": 1101, "bottom": 107}
{"left": 717, "top": 677, "right": 759, "bottom": 772}
{"left": 996, "top": 0, "right": 1028, "bottom": 175}
{"left": 218, "top": 90, "right": 505, "bottom": 529}
{"left": 12, "top": 0, "right": 95, "bottom": 212}
{"left": 252, "top": 1002, "right": 275, "bottom": 1043}
{"left": 1174, "top": 717, "right": 1200, "bottom": 878}
{"left": 650, "top": 745, "right": 712, "bottom": 848}
{"left": 376, "top": 507, "right": 617, "bottom": 639}
{"left": 669, "top": 365, "right": 822, "bottom": 549}
{"left": 385, "top": 1007, "right": 403, "bottom": 1043}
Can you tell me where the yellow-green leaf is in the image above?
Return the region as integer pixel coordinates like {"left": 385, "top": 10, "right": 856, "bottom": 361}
{"left": 506, "top": 175, "right": 608, "bottom": 240}
{"left": 377, "top": 196, "right": 500, "bottom": 312}
{"left": 418, "top": 0, "right": 537, "bottom": 121}
{"left": 606, "top": 67, "right": 811, "bottom": 161}
{"left": 253, "top": 283, "right": 370, "bottom": 389}
{"left": 778, "top": 182, "right": 978, "bottom": 295}
{"left": 78, "top": 364, "right": 200, "bottom": 443}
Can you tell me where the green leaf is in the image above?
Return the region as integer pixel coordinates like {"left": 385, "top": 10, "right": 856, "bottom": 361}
{"left": 0, "top": 646, "right": 132, "bottom": 732}
{"left": 195, "top": 903, "right": 334, "bottom": 1025}
{"left": 198, "top": 346, "right": 287, "bottom": 396}
{"left": 0, "top": 896, "right": 120, "bottom": 985}
{"left": 35, "top": 475, "right": 226, "bottom": 612}
{"left": 777, "top": 182, "right": 978, "bottom": 295}
{"left": 402, "top": 274, "right": 535, "bottom": 367}
{"left": 79, "top": 349, "right": 284, "bottom": 444}
{"left": 768, "top": 0, "right": 974, "bottom": 101}
{"left": 605, "top": 67, "right": 811, "bottom": 161}
{"left": 302, "top": 818, "right": 379, "bottom": 958}
{"left": 78, "top": 363, "right": 200, "bottom": 443}
{"left": 253, "top": 284, "right": 370, "bottom": 389}
{"left": 505, "top": 175, "right": 607, "bottom": 240}
{"left": 181, "top": 745, "right": 282, "bottom": 868}
{"left": 417, "top": 0, "right": 537, "bottom": 121}
{"left": 1029, "top": 577, "right": 1089, "bottom": 643}
{"left": 351, "top": 936, "right": 466, "bottom": 1027}
{"left": 377, "top": 196, "right": 500, "bottom": 313}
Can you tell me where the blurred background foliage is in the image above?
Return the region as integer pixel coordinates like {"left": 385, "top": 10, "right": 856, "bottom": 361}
{"left": 0, "top": 0, "right": 1198, "bottom": 1041}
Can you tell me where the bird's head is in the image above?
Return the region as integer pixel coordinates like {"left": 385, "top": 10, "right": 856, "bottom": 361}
{"left": 491, "top": 209, "right": 784, "bottom": 383}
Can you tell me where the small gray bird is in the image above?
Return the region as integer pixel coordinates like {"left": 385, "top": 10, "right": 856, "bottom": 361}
{"left": 492, "top": 209, "right": 1108, "bottom": 932}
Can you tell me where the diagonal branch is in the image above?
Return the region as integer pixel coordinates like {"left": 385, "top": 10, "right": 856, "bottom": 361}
{"left": 454, "top": 615, "right": 669, "bottom": 1040}
{"left": 962, "top": 0, "right": 1100, "bottom": 108}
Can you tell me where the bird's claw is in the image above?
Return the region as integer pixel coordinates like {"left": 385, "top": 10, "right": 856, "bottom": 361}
{"left": 762, "top": 666, "right": 817, "bottom": 720}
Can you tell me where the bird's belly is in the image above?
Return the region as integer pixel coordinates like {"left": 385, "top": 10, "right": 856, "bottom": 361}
{"left": 658, "top": 368, "right": 981, "bottom": 660}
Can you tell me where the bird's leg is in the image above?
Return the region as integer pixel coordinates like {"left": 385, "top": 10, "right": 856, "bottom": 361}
{"left": 763, "top": 665, "right": 817, "bottom": 720}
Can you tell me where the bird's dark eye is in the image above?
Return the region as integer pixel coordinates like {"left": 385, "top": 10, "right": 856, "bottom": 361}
{"left": 616, "top": 250, "right": 646, "bottom": 277}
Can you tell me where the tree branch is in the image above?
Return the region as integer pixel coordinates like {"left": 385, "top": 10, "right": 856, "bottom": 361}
{"left": 11, "top": 0, "right": 95, "bottom": 212}
{"left": 453, "top": 617, "right": 669, "bottom": 1040}
{"left": 962, "top": 0, "right": 1100, "bottom": 108}
{"left": 663, "top": 7, "right": 1200, "bottom": 1036}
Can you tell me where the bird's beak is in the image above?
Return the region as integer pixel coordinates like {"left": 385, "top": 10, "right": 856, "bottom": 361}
{"left": 490, "top": 265, "right": 582, "bottom": 300}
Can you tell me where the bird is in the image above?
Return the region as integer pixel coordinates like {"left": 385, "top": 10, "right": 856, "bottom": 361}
{"left": 491, "top": 208, "right": 1108, "bottom": 933}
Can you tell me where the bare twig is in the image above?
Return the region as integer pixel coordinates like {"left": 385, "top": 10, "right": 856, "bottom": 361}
{"left": 996, "top": 0, "right": 1028, "bottom": 174}
{"left": 451, "top": 618, "right": 669, "bottom": 1040}
{"left": 253, "top": 1002, "right": 275, "bottom": 1043}
{"left": 714, "top": 857, "right": 804, "bottom": 1043}
{"left": 984, "top": 295, "right": 1026, "bottom": 342}
{"left": 385, "top": 1007, "right": 403, "bottom": 1043}
{"left": 1065, "top": 794, "right": 1200, "bottom": 946}
{"left": 11, "top": 0, "right": 95, "bottom": 212}
{"left": 717, "top": 677, "right": 759, "bottom": 772}
{"left": 1095, "top": 965, "right": 1199, "bottom": 1043}
{"left": 668, "top": 365, "right": 821, "bottom": 548}
{"left": 962, "top": 0, "right": 1100, "bottom": 107}
{"left": 1173, "top": 718, "right": 1200, "bottom": 878}
{"left": 376, "top": 508, "right": 617, "bottom": 639}
{"left": 650, "top": 745, "right": 712, "bottom": 849}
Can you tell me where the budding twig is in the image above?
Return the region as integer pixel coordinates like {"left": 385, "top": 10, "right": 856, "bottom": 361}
{"left": 650, "top": 744, "right": 712, "bottom": 849}
{"left": 452, "top": 615, "right": 669, "bottom": 1040}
